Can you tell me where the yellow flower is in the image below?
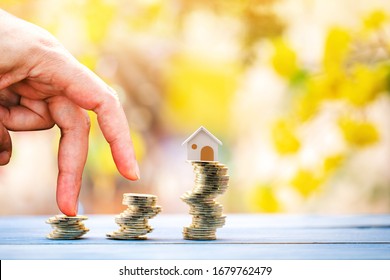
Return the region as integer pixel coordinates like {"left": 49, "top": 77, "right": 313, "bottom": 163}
{"left": 323, "top": 28, "right": 351, "bottom": 73}
{"left": 364, "top": 10, "right": 388, "bottom": 30}
{"left": 339, "top": 117, "right": 379, "bottom": 147}
{"left": 271, "top": 39, "right": 298, "bottom": 78}
{"left": 290, "top": 169, "right": 323, "bottom": 197}
{"left": 293, "top": 94, "right": 319, "bottom": 121}
{"left": 249, "top": 184, "right": 280, "bottom": 213}
{"left": 323, "top": 154, "right": 345, "bottom": 174}
{"left": 341, "top": 64, "right": 387, "bottom": 106}
{"left": 271, "top": 119, "right": 301, "bottom": 154}
{"left": 84, "top": 0, "right": 116, "bottom": 44}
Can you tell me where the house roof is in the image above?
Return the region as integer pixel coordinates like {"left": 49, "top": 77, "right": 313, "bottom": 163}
{"left": 182, "top": 126, "right": 223, "bottom": 146}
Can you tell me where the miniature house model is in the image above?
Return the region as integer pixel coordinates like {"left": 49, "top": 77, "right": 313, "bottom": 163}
{"left": 182, "top": 126, "right": 222, "bottom": 162}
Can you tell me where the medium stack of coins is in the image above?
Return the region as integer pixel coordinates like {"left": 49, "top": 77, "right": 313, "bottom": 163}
{"left": 106, "top": 193, "right": 162, "bottom": 240}
{"left": 46, "top": 215, "right": 89, "bottom": 240}
{"left": 181, "top": 161, "right": 229, "bottom": 240}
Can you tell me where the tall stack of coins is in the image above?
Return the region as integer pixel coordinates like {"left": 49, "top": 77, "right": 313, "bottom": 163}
{"left": 181, "top": 161, "right": 229, "bottom": 240}
{"left": 106, "top": 193, "right": 162, "bottom": 240}
{"left": 46, "top": 215, "right": 89, "bottom": 240}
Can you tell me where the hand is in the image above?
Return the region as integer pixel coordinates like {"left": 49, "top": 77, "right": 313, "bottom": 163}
{"left": 0, "top": 9, "right": 140, "bottom": 216}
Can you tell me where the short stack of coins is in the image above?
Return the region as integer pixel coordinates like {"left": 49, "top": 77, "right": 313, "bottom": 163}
{"left": 181, "top": 161, "right": 229, "bottom": 240}
{"left": 106, "top": 193, "right": 162, "bottom": 240}
{"left": 46, "top": 215, "right": 89, "bottom": 240}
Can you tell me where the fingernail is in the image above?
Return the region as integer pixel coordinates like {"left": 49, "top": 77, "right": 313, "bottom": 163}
{"left": 134, "top": 161, "right": 141, "bottom": 180}
{"left": 0, "top": 150, "right": 11, "bottom": 165}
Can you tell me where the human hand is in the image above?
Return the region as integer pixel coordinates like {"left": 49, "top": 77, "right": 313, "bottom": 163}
{"left": 0, "top": 9, "right": 140, "bottom": 216}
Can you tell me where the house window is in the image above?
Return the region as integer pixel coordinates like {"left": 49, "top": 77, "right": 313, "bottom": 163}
{"left": 192, "top": 144, "right": 197, "bottom": 150}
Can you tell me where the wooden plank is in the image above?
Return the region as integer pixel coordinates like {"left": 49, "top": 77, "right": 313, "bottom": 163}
{"left": 1, "top": 244, "right": 389, "bottom": 260}
{"left": 1, "top": 215, "right": 389, "bottom": 244}
{"left": 0, "top": 214, "right": 389, "bottom": 259}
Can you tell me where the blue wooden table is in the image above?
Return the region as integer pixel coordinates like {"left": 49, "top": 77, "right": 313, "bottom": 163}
{"left": 1, "top": 214, "right": 389, "bottom": 259}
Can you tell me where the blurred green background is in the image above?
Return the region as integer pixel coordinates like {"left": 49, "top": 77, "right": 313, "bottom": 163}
{"left": 1, "top": 0, "right": 390, "bottom": 215}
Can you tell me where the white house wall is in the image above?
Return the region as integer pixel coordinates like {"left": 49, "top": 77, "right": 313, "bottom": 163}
{"left": 187, "top": 131, "right": 219, "bottom": 161}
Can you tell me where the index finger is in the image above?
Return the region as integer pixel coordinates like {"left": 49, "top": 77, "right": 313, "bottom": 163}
{"left": 59, "top": 61, "right": 140, "bottom": 181}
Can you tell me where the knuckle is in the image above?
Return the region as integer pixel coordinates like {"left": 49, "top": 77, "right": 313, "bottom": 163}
{"left": 44, "top": 119, "right": 55, "bottom": 130}
{"left": 81, "top": 110, "right": 91, "bottom": 131}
